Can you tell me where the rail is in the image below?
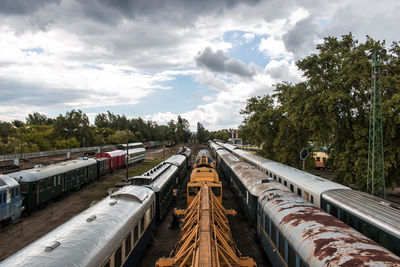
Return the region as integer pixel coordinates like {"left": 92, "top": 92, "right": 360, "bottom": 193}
{"left": 156, "top": 185, "right": 256, "bottom": 267}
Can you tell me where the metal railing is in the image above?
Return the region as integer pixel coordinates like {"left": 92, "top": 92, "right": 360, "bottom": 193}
{"left": 0, "top": 145, "right": 116, "bottom": 162}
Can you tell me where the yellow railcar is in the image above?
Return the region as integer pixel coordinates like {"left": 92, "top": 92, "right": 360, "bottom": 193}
{"left": 187, "top": 149, "right": 222, "bottom": 205}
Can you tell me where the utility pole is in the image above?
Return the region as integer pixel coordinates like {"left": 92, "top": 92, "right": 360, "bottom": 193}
{"left": 367, "top": 49, "right": 386, "bottom": 198}
{"left": 126, "top": 127, "right": 129, "bottom": 183}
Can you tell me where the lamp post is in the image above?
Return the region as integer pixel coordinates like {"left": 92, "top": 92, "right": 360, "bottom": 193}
{"left": 126, "top": 128, "right": 129, "bottom": 183}
{"left": 64, "top": 128, "right": 78, "bottom": 158}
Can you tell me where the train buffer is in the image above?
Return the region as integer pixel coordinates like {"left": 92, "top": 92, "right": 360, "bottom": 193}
{"left": 156, "top": 185, "right": 255, "bottom": 267}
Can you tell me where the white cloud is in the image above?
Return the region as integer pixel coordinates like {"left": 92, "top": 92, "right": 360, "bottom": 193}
{"left": 243, "top": 33, "right": 255, "bottom": 43}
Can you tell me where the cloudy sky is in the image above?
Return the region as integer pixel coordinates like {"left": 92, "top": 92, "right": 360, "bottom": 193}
{"left": 0, "top": 0, "right": 399, "bottom": 131}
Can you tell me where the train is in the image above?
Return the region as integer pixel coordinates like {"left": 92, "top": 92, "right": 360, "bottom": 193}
{"left": 1, "top": 147, "right": 191, "bottom": 266}
{"left": 129, "top": 146, "right": 191, "bottom": 221}
{"left": 144, "top": 141, "right": 160, "bottom": 149}
{"left": 186, "top": 149, "right": 221, "bottom": 205}
{"left": 0, "top": 175, "right": 22, "bottom": 226}
{"left": 1, "top": 185, "right": 156, "bottom": 267}
{"left": 209, "top": 141, "right": 400, "bottom": 266}
{"left": 4, "top": 145, "right": 146, "bottom": 216}
{"left": 214, "top": 141, "right": 400, "bottom": 256}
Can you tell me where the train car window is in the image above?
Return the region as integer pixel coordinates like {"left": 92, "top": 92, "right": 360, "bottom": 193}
{"left": 269, "top": 173, "right": 272, "bottom": 178}
{"left": 54, "top": 177, "right": 57, "bottom": 186}
{"left": 102, "top": 259, "right": 110, "bottom": 267}
{"left": 266, "top": 171, "right": 268, "bottom": 175}
{"left": 141, "top": 217, "right": 145, "bottom": 233}
{"left": 288, "top": 243, "right": 296, "bottom": 266}
{"left": 279, "top": 232, "right": 285, "bottom": 256}
{"left": 310, "top": 195, "right": 314, "bottom": 204}
{"left": 278, "top": 178, "right": 281, "bottom": 183}
{"left": 125, "top": 233, "right": 132, "bottom": 257}
{"left": 297, "top": 188, "right": 302, "bottom": 197}
{"left": 290, "top": 184, "right": 294, "bottom": 193}
{"left": 271, "top": 222, "right": 276, "bottom": 245}
{"left": 379, "top": 231, "right": 393, "bottom": 252}
{"left": 114, "top": 245, "right": 122, "bottom": 267}
{"left": 246, "top": 191, "right": 249, "bottom": 205}
{"left": 3, "top": 192, "right": 6, "bottom": 203}
{"left": 284, "top": 181, "right": 287, "bottom": 186}
{"left": 134, "top": 225, "right": 139, "bottom": 244}
{"left": 330, "top": 205, "right": 338, "bottom": 218}
{"left": 0, "top": 193, "right": 2, "bottom": 204}
{"left": 32, "top": 183, "right": 37, "bottom": 192}
{"left": 273, "top": 175, "right": 276, "bottom": 179}
{"left": 40, "top": 179, "right": 46, "bottom": 191}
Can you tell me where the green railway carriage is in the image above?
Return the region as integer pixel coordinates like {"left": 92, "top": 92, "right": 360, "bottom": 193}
{"left": 9, "top": 158, "right": 97, "bottom": 213}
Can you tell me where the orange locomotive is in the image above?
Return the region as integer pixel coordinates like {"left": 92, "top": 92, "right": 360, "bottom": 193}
{"left": 186, "top": 149, "right": 222, "bottom": 206}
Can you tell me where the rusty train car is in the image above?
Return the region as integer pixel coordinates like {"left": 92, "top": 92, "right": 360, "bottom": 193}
{"left": 215, "top": 141, "right": 400, "bottom": 257}
{"left": 210, "top": 141, "right": 400, "bottom": 266}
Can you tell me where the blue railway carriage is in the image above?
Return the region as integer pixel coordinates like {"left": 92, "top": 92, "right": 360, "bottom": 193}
{"left": 0, "top": 186, "right": 156, "bottom": 267}
{"left": 130, "top": 159, "right": 181, "bottom": 221}
{"left": 0, "top": 175, "right": 22, "bottom": 225}
{"left": 8, "top": 158, "right": 98, "bottom": 213}
{"left": 126, "top": 147, "right": 146, "bottom": 165}
{"left": 215, "top": 149, "right": 240, "bottom": 184}
{"left": 164, "top": 154, "right": 189, "bottom": 184}
{"left": 228, "top": 160, "right": 288, "bottom": 226}
{"left": 257, "top": 188, "right": 400, "bottom": 267}
{"left": 322, "top": 189, "right": 400, "bottom": 256}
{"left": 177, "top": 146, "right": 192, "bottom": 169}
{"left": 208, "top": 140, "right": 224, "bottom": 158}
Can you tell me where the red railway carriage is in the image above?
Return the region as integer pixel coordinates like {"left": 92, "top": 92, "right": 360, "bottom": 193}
{"left": 97, "top": 150, "right": 126, "bottom": 170}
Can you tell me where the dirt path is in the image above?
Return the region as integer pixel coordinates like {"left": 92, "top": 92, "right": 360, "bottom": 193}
{"left": 0, "top": 146, "right": 178, "bottom": 261}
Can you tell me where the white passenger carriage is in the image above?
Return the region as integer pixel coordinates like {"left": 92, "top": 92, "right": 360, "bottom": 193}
{"left": 1, "top": 186, "right": 156, "bottom": 267}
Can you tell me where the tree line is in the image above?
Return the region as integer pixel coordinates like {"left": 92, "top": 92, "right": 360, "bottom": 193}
{"left": 0, "top": 110, "right": 191, "bottom": 155}
{"left": 240, "top": 33, "right": 400, "bottom": 191}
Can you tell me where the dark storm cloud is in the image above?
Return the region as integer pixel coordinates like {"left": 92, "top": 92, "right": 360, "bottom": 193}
{"left": 0, "top": 79, "right": 87, "bottom": 107}
{"left": 195, "top": 47, "right": 255, "bottom": 78}
{"left": 0, "top": 0, "right": 61, "bottom": 15}
{"left": 282, "top": 16, "right": 321, "bottom": 58}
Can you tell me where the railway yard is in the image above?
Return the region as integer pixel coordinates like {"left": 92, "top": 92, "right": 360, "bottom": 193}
{"left": 1, "top": 142, "right": 400, "bottom": 266}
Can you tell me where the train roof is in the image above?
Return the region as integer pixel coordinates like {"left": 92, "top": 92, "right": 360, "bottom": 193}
{"left": 102, "top": 150, "right": 126, "bottom": 157}
{"left": 1, "top": 186, "right": 155, "bottom": 267}
{"left": 222, "top": 143, "right": 237, "bottom": 152}
{"left": 177, "top": 147, "right": 191, "bottom": 158}
{"left": 164, "top": 154, "right": 186, "bottom": 167}
{"left": 8, "top": 158, "right": 98, "bottom": 183}
{"left": 217, "top": 149, "right": 240, "bottom": 165}
{"left": 231, "top": 161, "right": 288, "bottom": 196}
{"left": 127, "top": 147, "right": 146, "bottom": 154}
{"left": 0, "top": 175, "right": 19, "bottom": 189}
{"left": 118, "top": 142, "right": 143, "bottom": 148}
{"left": 261, "top": 161, "right": 349, "bottom": 194}
{"left": 130, "top": 161, "right": 179, "bottom": 192}
{"left": 258, "top": 189, "right": 400, "bottom": 266}
{"left": 232, "top": 149, "right": 272, "bottom": 166}
{"left": 146, "top": 164, "right": 178, "bottom": 192}
{"left": 209, "top": 141, "right": 223, "bottom": 151}
{"left": 322, "top": 189, "right": 400, "bottom": 239}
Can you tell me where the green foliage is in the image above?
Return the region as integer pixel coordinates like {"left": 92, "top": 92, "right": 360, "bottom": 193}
{"left": 196, "top": 122, "right": 209, "bottom": 143}
{"left": 240, "top": 33, "right": 400, "bottom": 190}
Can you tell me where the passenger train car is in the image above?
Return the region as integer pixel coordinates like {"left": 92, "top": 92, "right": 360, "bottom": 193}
{"left": 0, "top": 186, "right": 156, "bottom": 267}
{"left": 0, "top": 175, "right": 22, "bottom": 225}
{"left": 187, "top": 149, "right": 221, "bottom": 205}
{"left": 210, "top": 142, "right": 400, "bottom": 266}
{"left": 130, "top": 147, "right": 191, "bottom": 221}
{"left": 9, "top": 158, "right": 98, "bottom": 213}
{"left": 214, "top": 141, "right": 400, "bottom": 256}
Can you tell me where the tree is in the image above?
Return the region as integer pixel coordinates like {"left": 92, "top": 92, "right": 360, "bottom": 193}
{"left": 26, "top": 112, "right": 53, "bottom": 125}
{"left": 196, "top": 122, "right": 208, "bottom": 143}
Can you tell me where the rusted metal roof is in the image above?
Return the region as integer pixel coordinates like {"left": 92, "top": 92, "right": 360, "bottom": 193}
{"left": 259, "top": 188, "right": 400, "bottom": 266}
